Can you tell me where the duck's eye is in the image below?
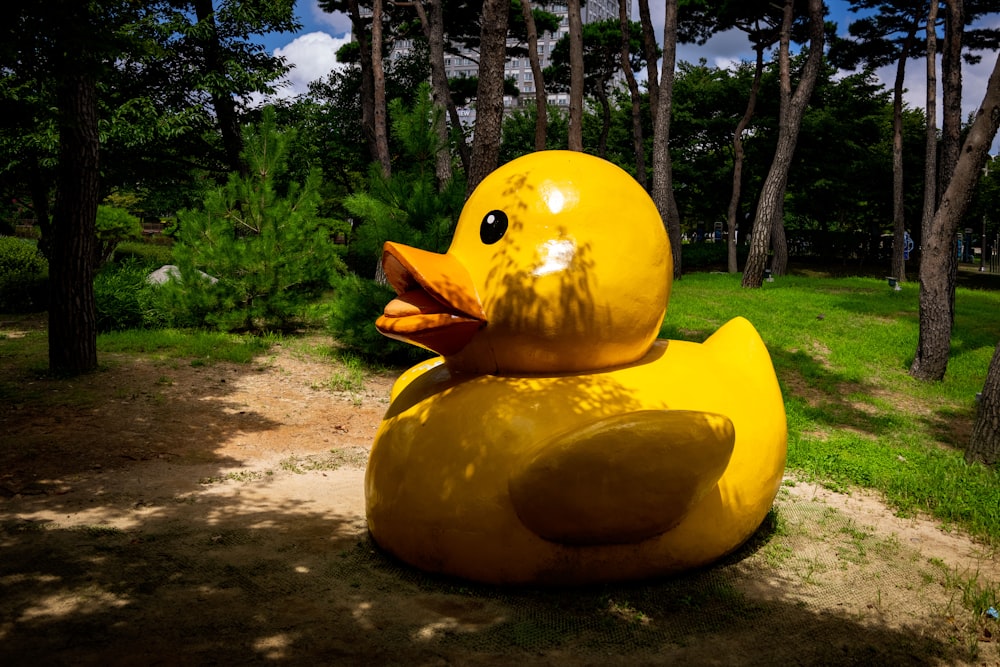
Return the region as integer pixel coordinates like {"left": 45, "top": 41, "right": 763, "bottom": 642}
{"left": 480, "top": 210, "right": 508, "bottom": 245}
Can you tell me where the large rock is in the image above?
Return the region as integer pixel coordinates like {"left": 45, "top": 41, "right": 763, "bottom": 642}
{"left": 146, "top": 264, "right": 217, "bottom": 285}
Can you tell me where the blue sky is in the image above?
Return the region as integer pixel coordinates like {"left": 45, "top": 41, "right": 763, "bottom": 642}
{"left": 257, "top": 0, "right": 999, "bottom": 138}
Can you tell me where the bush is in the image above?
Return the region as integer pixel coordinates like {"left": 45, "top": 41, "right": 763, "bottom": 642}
{"left": 0, "top": 236, "right": 48, "bottom": 312}
{"left": 165, "top": 108, "right": 345, "bottom": 332}
{"left": 681, "top": 241, "right": 748, "bottom": 270}
{"left": 94, "top": 259, "right": 171, "bottom": 332}
{"left": 328, "top": 273, "right": 429, "bottom": 365}
{"left": 112, "top": 240, "right": 173, "bottom": 268}
{"left": 96, "top": 205, "right": 143, "bottom": 266}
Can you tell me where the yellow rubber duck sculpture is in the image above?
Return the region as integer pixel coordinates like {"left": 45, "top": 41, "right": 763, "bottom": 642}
{"left": 367, "top": 150, "right": 786, "bottom": 585}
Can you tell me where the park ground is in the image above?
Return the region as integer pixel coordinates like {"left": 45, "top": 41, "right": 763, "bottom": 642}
{"left": 0, "top": 312, "right": 998, "bottom": 665}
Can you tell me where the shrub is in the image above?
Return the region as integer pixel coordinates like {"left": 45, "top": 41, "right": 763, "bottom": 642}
{"left": 94, "top": 258, "right": 171, "bottom": 332}
{"left": 95, "top": 205, "right": 143, "bottom": 267}
{"left": 328, "top": 273, "right": 429, "bottom": 365}
{"left": 0, "top": 236, "right": 48, "bottom": 312}
{"left": 330, "top": 85, "right": 462, "bottom": 366}
{"left": 164, "top": 108, "right": 345, "bottom": 332}
{"left": 681, "top": 241, "right": 748, "bottom": 270}
{"left": 112, "top": 240, "right": 174, "bottom": 268}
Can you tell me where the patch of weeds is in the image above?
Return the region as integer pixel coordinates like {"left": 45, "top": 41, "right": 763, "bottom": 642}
{"left": 835, "top": 518, "right": 874, "bottom": 565}
{"left": 604, "top": 597, "right": 651, "bottom": 625}
{"left": 80, "top": 525, "right": 124, "bottom": 538}
{"left": 942, "top": 567, "right": 1000, "bottom": 617}
{"left": 799, "top": 556, "right": 829, "bottom": 585}
{"left": 226, "top": 469, "right": 268, "bottom": 483}
{"left": 761, "top": 541, "right": 794, "bottom": 568}
{"left": 316, "top": 352, "right": 366, "bottom": 393}
{"left": 2, "top": 519, "right": 49, "bottom": 534}
{"left": 279, "top": 449, "right": 366, "bottom": 474}
{"left": 199, "top": 469, "right": 271, "bottom": 484}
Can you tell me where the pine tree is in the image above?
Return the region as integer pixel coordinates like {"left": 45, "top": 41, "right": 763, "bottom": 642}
{"left": 167, "top": 108, "right": 345, "bottom": 332}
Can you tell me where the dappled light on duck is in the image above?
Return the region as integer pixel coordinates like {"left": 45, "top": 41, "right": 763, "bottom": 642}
{"left": 368, "top": 150, "right": 787, "bottom": 585}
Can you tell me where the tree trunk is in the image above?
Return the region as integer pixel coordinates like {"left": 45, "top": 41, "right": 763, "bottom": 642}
{"left": 726, "top": 47, "right": 764, "bottom": 274}
{"left": 619, "top": 0, "right": 646, "bottom": 188}
{"left": 651, "top": 0, "right": 681, "bottom": 278}
{"left": 637, "top": 0, "right": 659, "bottom": 125}
{"left": 772, "top": 208, "right": 788, "bottom": 276}
{"left": 910, "top": 50, "right": 1000, "bottom": 382}
{"left": 408, "top": 0, "right": 452, "bottom": 186}
{"left": 194, "top": 0, "right": 247, "bottom": 177}
{"left": 939, "top": 0, "right": 963, "bottom": 193}
{"left": 521, "top": 0, "right": 548, "bottom": 152}
{"left": 49, "top": 71, "right": 99, "bottom": 375}
{"left": 969, "top": 341, "right": 1000, "bottom": 466}
{"left": 346, "top": 0, "right": 378, "bottom": 165}
{"left": 891, "top": 23, "right": 919, "bottom": 283}
{"left": 941, "top": 0, "right": 964, "bottom": 328}
{"left": 371, "top": 0, "right": 391, "bottom": 177}
{"left": 922, "top": 0, "right": 939, "bottom": 243}
{"left": 741, "top": 0, "right": 824, "bottom": 288}
{"left": 596, "top": 84, "right": 611, "bottom": 158}
{"left": 466, "top": 0, "right": 509, "bottom": 195}
{"left": 28, "top": 158, "right": 53, "bottom": 260}
{"left": 567, "top": 0, "right": 584, "bottom": 151}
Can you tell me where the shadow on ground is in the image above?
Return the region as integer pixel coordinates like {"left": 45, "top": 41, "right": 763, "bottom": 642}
{"left": 0, "top": 475, "right": 987, "bottom": 666}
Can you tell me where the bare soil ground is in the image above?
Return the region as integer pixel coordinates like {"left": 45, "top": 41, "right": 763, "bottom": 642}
{"left": 1, "top": 314, "right": 998, "bottom": 666}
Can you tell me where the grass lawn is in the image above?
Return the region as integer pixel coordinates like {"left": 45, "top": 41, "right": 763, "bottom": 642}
{"left": 663, "top": 271, "right": 1000, "bottom": 547}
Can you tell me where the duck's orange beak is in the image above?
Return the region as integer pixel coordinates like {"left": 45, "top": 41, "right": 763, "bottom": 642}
{"left": 375, "top": 242, "right": 486, "bottom": 356}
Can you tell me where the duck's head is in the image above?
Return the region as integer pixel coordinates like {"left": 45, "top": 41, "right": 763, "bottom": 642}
{"left": 376, "top": 150, "right": 672, "bottom": 375}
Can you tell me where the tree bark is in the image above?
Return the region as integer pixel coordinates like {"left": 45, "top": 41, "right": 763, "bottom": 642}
{"left": 969, "top": 341, "right": 1000, "bottom": 466}
{"left": 941, "top": 0, "right": 964, "bottom": 328}
{"left": 466, "top": 0, "right": 509, "bottom": 195}
{"left": 521, "top": 0, "right": 548, "bottom": 152}
{"left": 407, "top": 0, "right": 452, "bottom": 186}
{"left": 619, "top": 0, "right": 646, "bottom": 187}
{"left": 940, "top": 0, "right": 964, "bottom": 192}
{"left": 371, "top": 0, "right": 391, "bottom": 177}
{"left": 772, "top": 203, "right": 788, "bottom": 276}
{"left": 345, "top": 0, "right": 378, "bottom": 165}
{"left": 922, "top": 0, "right": 939, "bottom": 243}
{"left": 567, "top": 0, "right": 584, "bottom": 151}
{"left": 27, "top": 158, "right": 53, "bottom": 260}
{"left": 726, "top": 47, "right": 764, "bottom": 274}
{"left": 741, "top": 0, "right": 824, "bottom": 288}
{"left": 49, "top": 70, "right": 99, "bottom": 375}
{"left": 595, "top": 84, "right": 611, "bottom": 158}
{"left": 651, "top": 0, "right": 681, "bottom": 278}
{"left": 911, "top": 51, "right": 1000, "bottom": 382}
{"left": 891, "top": 22, "right": 919, "bottom": 283}
{"left": 193, "top": 0, "right": 247, "bottom": 177}
{"left": 637, "top": 0, "right": 659, "bottom": 125}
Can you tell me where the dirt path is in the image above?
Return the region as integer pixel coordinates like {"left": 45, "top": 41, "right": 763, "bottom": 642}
{"left": 1, "top": 326, "right": 998, "bottom": 665}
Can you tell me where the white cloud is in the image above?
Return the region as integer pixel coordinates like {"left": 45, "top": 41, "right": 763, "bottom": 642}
{"left": 306, "top": 0, "right": 352, "bottom": 36}
{"left": 269, "top": 31, "right": 351, "bottom": 100}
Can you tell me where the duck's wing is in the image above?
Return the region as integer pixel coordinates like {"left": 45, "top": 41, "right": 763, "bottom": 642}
{"left": 509, "top": 410, "right": 734, "bottom": 545}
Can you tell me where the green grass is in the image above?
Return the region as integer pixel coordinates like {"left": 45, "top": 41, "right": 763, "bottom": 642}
{"left": 664, "top": 272, "right": 1000, "bottom": 547}
{"left": 98, "top": 328, "right": 276, "bottom": 364}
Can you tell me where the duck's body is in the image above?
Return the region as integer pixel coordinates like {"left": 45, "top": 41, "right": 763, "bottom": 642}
{"left": 366, "top": 150, "right": 787, "bottom": 585}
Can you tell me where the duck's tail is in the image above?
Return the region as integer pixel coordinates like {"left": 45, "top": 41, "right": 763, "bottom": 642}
{"left": 703, "top": 316, "right": 775, "bottom": 383}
